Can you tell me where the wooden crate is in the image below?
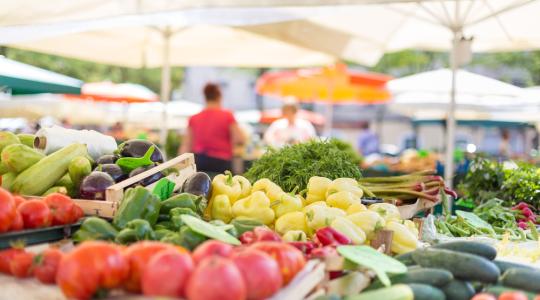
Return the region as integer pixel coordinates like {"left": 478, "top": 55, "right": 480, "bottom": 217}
{"left": 71, "top": 153, "right": 196, "bottom": 218}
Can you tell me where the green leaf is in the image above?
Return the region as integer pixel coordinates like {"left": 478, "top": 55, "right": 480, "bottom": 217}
{"left": 181, "top": 214, "right": 241, "bottom": 245}
{"left": 152, "top": 178, "right": 175, "bottom": 200}
{"left": 116, "top": 145, "right": 155, "bottom": 172}
{"left": 337, "top": 245, "right": 407, "bottom": 287}
{"left": 455, "top": 210, "right": 493, "bottom": 230}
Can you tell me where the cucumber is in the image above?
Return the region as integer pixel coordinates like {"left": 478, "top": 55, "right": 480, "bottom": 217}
{"left": 432, "top": 241, "right": 497, "bottom": 260}
{"left": 412, "top": 248, "right": 500, "bottom": 283}
{"left": 395, "top": 251, "right": 417, "bottom": 266}
{"left": 345, "top": 284, "right": 413, "bottom": 300}
{"left": 494, "top": 260, "right": 537, "bottom": 274}
{"left": 1, "top": 144, "right": 44, "bottom": 173}
{"left": 484, "top": 285, "right": 535, "bottom": 300}
{"left": 16, "top": 134, "right": 36, "bottom": 147}
{"left": 0, "top": 131, "right": 20, "bottom": 153}
{"left": 500, "top": 268, "right": 540, "bottom": 293}
{"left": 12, "top": 144, "right": 89, "bottom": 196}
{"left": 68, "top": 156, "right": 92, "bottom": 187}
{"left": 1, "top": 172, "right": 16, "bottom": 190}
{"left": 441, "top": 280, "right": 475, "bottom": 300}
{"left": 368, "top": 267, "right": 453, "bottom": 289}
{"left": 407, "top": 283, "right": 445, "bottom": 300}
{"left": 56, "top": 174, "right": 76, "bottom": 197}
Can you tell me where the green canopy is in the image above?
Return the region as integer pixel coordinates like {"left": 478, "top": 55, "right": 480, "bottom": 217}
{"left": 0, "top": 56, "right": 82, "bottom": 95}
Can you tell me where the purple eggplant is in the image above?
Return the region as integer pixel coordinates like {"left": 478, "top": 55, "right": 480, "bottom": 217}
{"left": 95, "top": 164, "right": 126, "bottom": 183}
{"left": 96, "top": 154, "right": 119, "bottom": 165}
{"left": 129, "top": 164, "right": 164, "bottom": 187}
{"left": 117, "top": 139, "right": 164, "bottom": 163}
{"left": 79, "top": 171, "right": 115, "bottom": 200}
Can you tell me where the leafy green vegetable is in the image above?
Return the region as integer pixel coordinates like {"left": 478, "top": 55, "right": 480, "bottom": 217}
{"left": 245, "top": 139, "right": 362, "bottom": 192}
{"left": 337, "top": 245, "right": 407, "bottom": 287}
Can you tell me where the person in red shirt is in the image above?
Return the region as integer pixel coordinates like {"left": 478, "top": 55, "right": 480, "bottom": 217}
{"left": 180, "top": 83, "right": 245, "bottom": 173}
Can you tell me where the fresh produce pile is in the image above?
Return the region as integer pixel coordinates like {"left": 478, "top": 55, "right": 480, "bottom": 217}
{"left": 0, "top": 238, "right": 306, "bottom": 300}
{"left": 245, "top": 139, "right": 362, "bottom": 192}
{"left": 434, "top": 198, "right": 539, "bottom": 241}
{"left": 358, "top": 170, "right": 457, "bottom": 205}
{"left": 459, "top": 157, "right": 540, "bottom": 209}
{"left": 0, "top": 188, "right": 83, "bottom": 233}
{"left": 317, "top": 241, "right": 540, "bottom": 300}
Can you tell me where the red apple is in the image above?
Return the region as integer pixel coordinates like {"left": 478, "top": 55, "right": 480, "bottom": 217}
{"left": 192, "top": 240, "right": 233, "bottom": 264}
{"left": 186, "top": 256, "right": 246, "bottom": 300}
{"left": 141, "top": 249, "right": 194, "bottom": 298}
{"left": 232, "top": 249, "right": 283, "bottom": 300}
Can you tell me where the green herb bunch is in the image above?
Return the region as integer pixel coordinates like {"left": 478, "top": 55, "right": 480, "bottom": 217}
{"left": 245, "top": 139, "right": 362, "bottom": 192}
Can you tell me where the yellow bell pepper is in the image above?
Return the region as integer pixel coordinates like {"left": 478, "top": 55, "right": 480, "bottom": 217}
{"left": 305, "top": 204, "right": 346, "bottom": 232}
{"left": 368, "top": 203, "right": 402, "bottom": 222}
{"left": 326, "top": 191, "right": 360, "bottom": 210}
{"left": 211, "top": 171, "right": 242, "bottom": 203}
{"left": 233, "top": 175, "right": 252, "bottom": 199}
{"left": 385, "top": 220, "right": 419, "bottom": 254}
{"left": 402, "top": 220, "right": 419, "bottom": 238}
{"left": 211, "top": 194, "right": 233, "bottom": 223}
{"left": 252, "top": 178, "right": 285, "bottom": 202}
{"left": 272, "top": 193, "right": 303, "bottom": 218}
{"left": 346, "top": 211, "right": 386, "bottom": 239}
{"left": 302, "top": 201, "right": 328, "bottom": 213}
{"left": 275, "top": 211, "right": 308, "bottom": 235}
{"left": 326, "top": 178, "right": 364, "bottom": 199}
{"left": 282, "top": 230, "right": 308, "bottom": 242}
{"left": 305, "top": 176, "right": 332, "bottom": 205}
{"left": 346, "top": 203, "right": 367, "bottom": 215}
{"left": 232, "top": 191, "right": 275, "bottom": 225}
{"left": 331, "top": 216, "right": 367, "bottom": 245}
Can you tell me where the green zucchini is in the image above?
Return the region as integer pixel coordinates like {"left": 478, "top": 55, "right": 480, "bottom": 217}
{"left": 395, "top": 251, "right": 417, "bottom": 266}
{"left": 407, "top": 284, "right": 445, "bottom": 300}
{"left": 12, "top": 144, "right": 89, "bottom": 195}
{"left": 412, "top": 248, "right": 500, "bottom": 283}
{"left": 441, "top": 280, "right": 476, "bottom": 300}
{"left": 0, "top": 131, "right": 20, "bottom": 153}
{"left": 1, "top": 144, "right": 44, "bottom": 173}
{"left": 484, "top": 285, "right": 535, "bottom": 300}
{"left": 68, "top": 156, "right": 92, "bottom": 188}
{"left": 494, "top": 260, "right": 536, "bottom": 274}
{"left": 368, "top": 267, "right": 453, "bottom": 290}
{"left": 42, "top": 186, "right": 68, "bottom": 196}
{"left": 55, "top": 174, "right": 76, "bottom": 197}
{"left": 500, "top": 268, "right": 540, "bottom": 293}
{"left": 345, "top": 284, "right": 413, "bottom": 300}
{"left": 432, "top": 241, "right": 497, "bottom": 260}
{"left": 16, "top": 134, "right": 36, "bottom": 147}
{"left": 0, "top": 162, "right": 9, "bottom": 175}
{"left": 1, "top": 172, "right": 16, "bottom": 191}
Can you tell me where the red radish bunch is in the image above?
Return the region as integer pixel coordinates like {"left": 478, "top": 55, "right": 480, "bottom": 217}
{"left": 512, "top": 202, "right": 538, "bottom": 229}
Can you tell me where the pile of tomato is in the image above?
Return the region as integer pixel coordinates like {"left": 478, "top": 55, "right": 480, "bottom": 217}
{"left": 0, "top": 189, "right": 83, "bottom": 232}
{"left": 0, "top": 239, "right": 305, "bottom": 300}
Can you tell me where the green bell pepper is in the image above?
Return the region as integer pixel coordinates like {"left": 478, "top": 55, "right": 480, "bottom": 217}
{"left": 160, "top": 226, "right": 207, "bottom": 250}
{"left": 210, "top": 220, "right": 239, "bottom": 237}
{"left": 160, "top": 193, "right": 198, "bottom": 214}
{"left": 73, "top": 217, "right": 118, "bottom": 242}
{"left": 231, "top": 218, "right": 264, "bottom": 236}
{"left": 170, "top": 207, "right": 201, "bottom": 230}
{"left": 113, "top": 186, "right": 161, "bottom": 228}
{"left": 115, "top": 219, "right": 156, "bottom": 244}
{"left": 155, "top": 229, "right": 175, "bottom": 240}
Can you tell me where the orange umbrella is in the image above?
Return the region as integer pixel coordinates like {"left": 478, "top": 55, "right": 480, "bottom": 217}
{"left": 256, "top": 63, "right": 392, "bottom": 104}
{"left": 64, "top": 82, "right": 158, "bottom": 103}
{"left": 260, "top": 109, "right": 325, "bottom": 126}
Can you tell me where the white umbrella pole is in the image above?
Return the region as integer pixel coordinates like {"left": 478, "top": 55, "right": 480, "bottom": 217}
{"left": 444, "top": 31, "right": 459, "bottom": 188}
{"left": 160, "top": 28, "right": 172, "bottom": 153}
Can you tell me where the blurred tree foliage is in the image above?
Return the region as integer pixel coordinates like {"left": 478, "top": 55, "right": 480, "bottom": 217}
{"left": 1, "top": 47, "right": 184, "bottom": 93}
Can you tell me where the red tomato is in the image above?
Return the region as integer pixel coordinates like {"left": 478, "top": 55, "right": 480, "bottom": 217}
{"left": 192, "top": 240, "right": 233, "bottom": 264}
{"left": 9, "top": 211, "right": 24, "bottom": 231}
{"left": 250, "top": 241, "right": 306, "bottom": 284}
{"left": 33, "top": 248, "right": 64, "bottom": 284}
{"left": 0, "top": 188, "right": 16, "bottom": 232}
{"left": 142, "top": 249, "right": 194, "bottom": 297}
{"left": 10, "top": 252, "right": 35, "bottom": 278}
{"left": 0, "top": 247, "right": 25, "bottom": 274}
{"left": 472, "top": 293, "right": 497, "bottom": 300}
{"left": 13, "top": 196, "right": 25, "bottom": 208}
{"left": 186, "top": 256, "right": 246, "bottom": 300}
{"left": 123, "top": 241, "right": 182, "bottom": 293}
{"left": 499, "top": 292, "right": 528, "bottom": 300}
{"left": 232, "top": 249, "right": 283, "bottom": 300}
{"left": 72, "top": 204, "right": 84, "bottom": 222}
{"left": 18, "top": 199, "right": 52, "bottom": 229}
{"left": 43, "top": 193, "right": 75, "bottom": 225}
{"left": 56, "top": 241, "right": 128, "bottom": 300}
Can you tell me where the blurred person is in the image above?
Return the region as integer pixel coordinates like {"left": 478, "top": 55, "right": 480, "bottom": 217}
{"left": 263, "top": 98, "right": 317, "bottom": 148}
{"left": 180, "top": 83, "right": 245, "bottom": 173}
{"left": 357, "top": 121, "right": 379, "bottom": 156}
{"left": 109, "top": 122, "right": 126, "bottom": 142}
{"left": 499, "top": 128, "right": 512, "bottom": 159}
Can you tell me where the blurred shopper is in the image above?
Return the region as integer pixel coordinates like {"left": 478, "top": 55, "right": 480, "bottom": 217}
{"left": 264, "top": 98, "right": 316, "bottom": 148}
{"left": 180, "top": 83, "right": 245, "bottom": 173}
{"left": 357, "top": 122, "right": 379, "bottom": 156}
{"left": 499, "top": 128, "right": 512, "bottom": 159}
